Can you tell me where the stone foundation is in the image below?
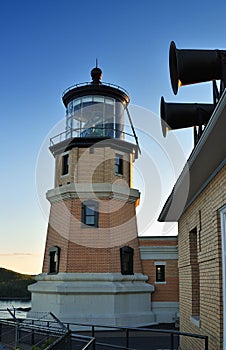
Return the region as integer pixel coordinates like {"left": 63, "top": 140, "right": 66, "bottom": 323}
{"left": 28, "top": 272, "right": 155, "bottom": 327}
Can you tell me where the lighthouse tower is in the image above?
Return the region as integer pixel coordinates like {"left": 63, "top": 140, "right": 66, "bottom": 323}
{"left": 29, "top": 67, "right": 155, "bottom": 326}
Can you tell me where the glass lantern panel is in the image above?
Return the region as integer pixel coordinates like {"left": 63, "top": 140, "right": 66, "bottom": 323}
{"left": 66, "top": 95, "right": 125, "bottom": 139}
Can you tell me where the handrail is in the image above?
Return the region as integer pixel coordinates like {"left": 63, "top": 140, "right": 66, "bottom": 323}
{"left": 64, "top": 322, "right": 208, "bottom": 350}
{"left": 45, "top": 330, "right": 71, "bottom": 350}
{"left": 49, "top": 312, "right": 67, "bottom": 331}
{"left": 62, "top": 81, "right": 129, "bottom": 98}
{"left": 80, "top": 336, "right": 96, "bottom": 350}
{"left": 49, "top": 127, "right": 135, "bottom": 147}
{"left": 0, "top": 317, "right": 208, "bottom": 350}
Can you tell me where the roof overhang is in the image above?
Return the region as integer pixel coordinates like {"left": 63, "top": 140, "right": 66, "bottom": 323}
{"left": 158, "top": 89, "right": 226, "bottom": 222}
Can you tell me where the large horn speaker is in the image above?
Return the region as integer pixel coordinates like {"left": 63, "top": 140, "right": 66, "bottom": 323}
{"left": 169, "top": 41, "right": 225, "bottom": 94}
{"left": 160, "top": 96, "right": 215, "bottom": 137}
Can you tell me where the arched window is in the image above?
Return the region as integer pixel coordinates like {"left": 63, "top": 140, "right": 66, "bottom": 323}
{"left": 48, "top": 246, "right": 60, "bottom": 274}
{"left": 120, "top": 246, "right": 134, "bottom": 275}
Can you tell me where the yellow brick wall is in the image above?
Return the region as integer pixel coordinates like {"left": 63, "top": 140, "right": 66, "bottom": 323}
{"left": 178, "top": 165, "right": 226, "bottom": 350}
{"left": 55, "top": 147, "right": 131, "bottom": 187}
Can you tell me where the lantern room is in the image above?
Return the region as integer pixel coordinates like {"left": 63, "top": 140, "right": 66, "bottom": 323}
{"left": 62, "top": 66, "right": 130, "bottom": 141}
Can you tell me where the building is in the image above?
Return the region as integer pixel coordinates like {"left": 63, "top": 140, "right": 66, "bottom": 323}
{"left": 28, "top": 66, "right": 179, "bottom": 327}
{"left": 28, "top": 67, "right": 157, "bottom": 327}
{"left": 159, "top": 89, "right": 226, "bottom": 348}
{"left": 139, "top": 236, "right": 179, "bottom": 323}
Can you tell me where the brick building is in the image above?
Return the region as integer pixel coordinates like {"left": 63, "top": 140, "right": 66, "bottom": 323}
{"left": 139, "top": 236, "right": 179, "bottom": 323}
{"left": 28, "top": 67, "right": 179, "bottom": 327}
{"left": 159, "top": 90, "right": 226, "bottom": 349}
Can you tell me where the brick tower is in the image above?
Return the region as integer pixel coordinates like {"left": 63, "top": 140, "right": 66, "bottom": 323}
{"left": 28, "top": 67, "right": 155, "bottom": 326}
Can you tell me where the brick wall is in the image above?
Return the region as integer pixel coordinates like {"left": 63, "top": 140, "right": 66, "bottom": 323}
{"left": 139, "top": 238, "right": 177, "bottom": 247}
{"left": 42, "top": 143, "right": 142, "bottom": 274}
{"left": 178, "top": 165, "right": 226, "bottom": 350}
{"left": 42, "top": 197, "right": 142, "bottom": 274}
{"left": 43, "top": 142, "right": 180, "bottom": 321}
{"left": 55, "top": 146, "right": 131, "bottom": 187}
{"left": 139, "top": 237, "right": 179, "bottom": 303}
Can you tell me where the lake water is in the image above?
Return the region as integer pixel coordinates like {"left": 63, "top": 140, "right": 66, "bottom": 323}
{"left": 0, "top": 299, "right": 31, "bottom": 319}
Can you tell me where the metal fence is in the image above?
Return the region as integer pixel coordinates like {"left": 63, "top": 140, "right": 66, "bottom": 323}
{"left": 65, "top": 322, "right": 208, "bottom": 350}
{"left": 0, "top": 312, "right": 208, "bottom": 350}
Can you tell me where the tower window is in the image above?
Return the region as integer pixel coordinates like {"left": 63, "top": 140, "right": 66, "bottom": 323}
{"left": 115, "top": 154, "right": 123, "bottom": 175}
{"left": 82, "top": 201, "right": 99, "bottom": 227}
{"left": 62, "top": 153, "right": 69, "bottom": 175}
{"left": 48, "top": 246, "right": 60, "bottom": 274}
{"left": 156, "top": 265, "right": 165, "bottom": 282}
{"left": 120, "top": 246, "right": 134, "bottom": 275}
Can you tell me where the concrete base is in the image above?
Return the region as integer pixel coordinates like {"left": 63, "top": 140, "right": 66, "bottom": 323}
{"left": 152, "top": 301, "right": 179, "bottom": 324}
{"left": 28, "top": 273, "right": 155, "bottom": 327}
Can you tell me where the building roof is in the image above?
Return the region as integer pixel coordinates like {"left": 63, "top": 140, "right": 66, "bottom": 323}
{"left": 158, "top": 90, "right": 226, "bottom": 222}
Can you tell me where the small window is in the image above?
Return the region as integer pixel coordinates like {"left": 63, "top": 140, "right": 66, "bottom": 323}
{"left": 115, "top": 154, "right": 123, "bottom": 175}
{"left": 48, "top": 246, "right": 60, "bottom": 274}
{"left": 156, "top": 265, "right": 165, "bottom": 282}
{"left": 62, "top": 154, "right": 69, "bottom": 175}
{"left": 120, "top": 246, "right": 134, "bottom": 275}
{"left": 82, "top": 201, "right": 99, "bottom": 227}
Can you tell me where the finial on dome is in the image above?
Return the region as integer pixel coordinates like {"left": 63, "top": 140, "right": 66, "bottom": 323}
{"left": 91, "top": 59, "right": 102, "bottom": 84}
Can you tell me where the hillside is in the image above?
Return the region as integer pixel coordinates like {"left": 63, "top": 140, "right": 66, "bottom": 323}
{"left": 0, "top": 268, "right": 36, "bottom": 299}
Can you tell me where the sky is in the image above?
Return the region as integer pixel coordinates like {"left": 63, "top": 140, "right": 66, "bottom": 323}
{"left": 0, "top": 0, "right": 226, "bottom": 274}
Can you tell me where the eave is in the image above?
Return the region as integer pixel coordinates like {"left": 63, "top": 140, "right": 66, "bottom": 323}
{"left": 158, "top": 89, "right": 226, "bottom": 222}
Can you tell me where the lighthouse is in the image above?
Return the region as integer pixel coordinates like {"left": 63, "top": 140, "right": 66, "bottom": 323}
{"left": 28, "top": 67, "right": 155, "bottom": 326}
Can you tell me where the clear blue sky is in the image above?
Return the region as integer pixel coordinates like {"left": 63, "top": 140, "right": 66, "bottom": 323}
{"left": 1, "top": 0, "right": 225, "bottom": 274}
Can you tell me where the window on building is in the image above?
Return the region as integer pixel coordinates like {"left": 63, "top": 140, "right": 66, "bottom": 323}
{"left": 81, "top": 201, "right": 99, "bottom": 227}
{"left": 120, "top": 246, "right": 134, "bottom": 275}
{"left": 48, "top": 246, "right": 60, "bottom": 274}
{"left": 156, "top": 265, "right": 165, "bottom": 282}
{"left": 62, "top": 153, "right": 69, "bottom": 175}
{"left": 115, "top": 154, "right": 123, "bottom": 175}
{"left": 190, "top": 228, "right": 200, "bottom": 320}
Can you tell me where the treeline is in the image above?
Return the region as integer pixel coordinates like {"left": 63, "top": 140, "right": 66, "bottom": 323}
{"left": 0, "top": 268, "right": 36, "bottom": 299}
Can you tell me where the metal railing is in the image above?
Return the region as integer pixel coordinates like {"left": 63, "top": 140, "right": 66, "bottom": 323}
{"left": 0, "top": 319, "right": 68, "bottom": 349}
{"left": 0, "top": 319, "right": 96, "bottom": 350}
{"left": 62, "top": 81, "right": 129, "bottom": 98}
{"left": 49, "top": 127, "right": 135, "bottom": 146}
{"left": 66, "top": 322, "right": 208, "bottom": 350}
{"left": 0, "top": 314, "right": 209, "bottom": 350}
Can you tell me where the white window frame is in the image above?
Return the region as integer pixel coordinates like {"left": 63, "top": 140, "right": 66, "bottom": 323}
{"left": 154, "top": 261, "right": 166, "bottom": 284}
